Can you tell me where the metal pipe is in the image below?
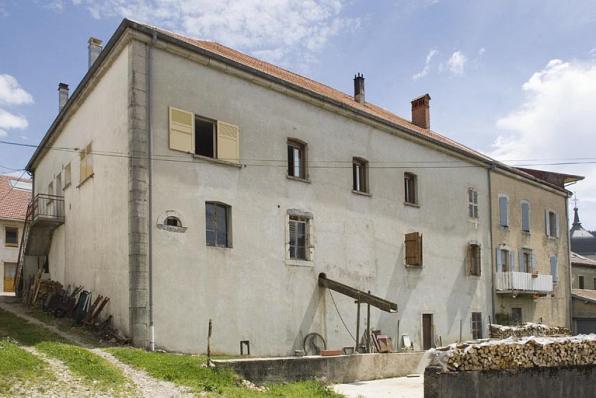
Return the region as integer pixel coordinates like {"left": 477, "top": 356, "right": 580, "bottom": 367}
{"left": 488, "top": 165, "right": 496, "bottom": 323}
{"left": 355, "top": 297, "right": 360, "bottom": 353}
{"left": 459, "top": 318, "right": 463, "bottom": 343}
{"left": 366, "top": 290, "right": 371, "bottom": 353}
{"left": 148, "top": 31, "right": 157, "bottom": 352}
{"left": 566, "top": 196, "right": 574, "bottom": 332}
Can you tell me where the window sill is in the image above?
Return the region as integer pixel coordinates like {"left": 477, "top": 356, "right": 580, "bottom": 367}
{"left": 404, "top": 202, "right": 419, "bottom": 208}
{"left": 286, "top": 175, "right": 311, "bottom": 184}
{"left": 405, "top": 264, "right": 423, "bottom": 269}
{"left": 499, "top": 225, "right": 510, "bottom": 230}
{"left": 193, "top": 154, "right": 242, "bottom": 169}
{"left": 522, "top": 231, "right": 531, "bottom": 236}
{"left": 286, "top": 259, "right": 313, "bottom": 267}
{"left": 206, "top": 245, "right": 233, "bottom": 250}
{"left": 547, "top": 236, "right": 559, "bottom": 240}
{"left": 352, "top": 190, "right": 371, "bottom": 197}
{"left": 5, "top": 243, "right": 18, "bottom": 248}
{"left": 469, "top": 274, "right": 483, "bottom": 279}
{"left": 76, "top": 173, "right": 94, "bottom": 188}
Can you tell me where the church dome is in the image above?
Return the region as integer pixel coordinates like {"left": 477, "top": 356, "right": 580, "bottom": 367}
{"left": 570, "top": 207, "right": 596, "bottom": 255}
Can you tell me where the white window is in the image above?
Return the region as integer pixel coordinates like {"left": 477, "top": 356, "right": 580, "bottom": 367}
{"left": 521, "top": 201, "right": 530, "bottom": 232}
{"left": 496, "top": 247, "right": 515, "bottom": 272}
{"left": 64, "top": 163, "right": 72, "bottom": 187}
{"left": 404, "top": 173, "right": 418, "bottom": 204}
{"left": 498, "top": 195, "right": 509, "bottom": 227}
{"left": 287, "top": 139, "right": 307, "bottom": 179}
{"left": 353, "top": 158, "right": 368, "bottom": 193}
{"left": 80, "top": 142, "right": 93, "bottom": 182}
{"left": 205, "top": 202, "right": 232, "bottom": 248}
{"left": 468, "top": 188, "right": 478, "bottom": 218}
{"left": 545, "top": 211, "right": 559, "bottom": 237}
{"left": 471, "top": 312, "right": 482, "bottom": 339}
{"left": 519, "top": 249, "right": 534, "bottom": 273}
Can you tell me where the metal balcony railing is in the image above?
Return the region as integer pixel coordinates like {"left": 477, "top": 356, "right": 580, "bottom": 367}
{"left": 31, "top": 193, "right": 65, "bottom": 224}
{"left": 495, "top": 271, "right": 553, "bottom": 294}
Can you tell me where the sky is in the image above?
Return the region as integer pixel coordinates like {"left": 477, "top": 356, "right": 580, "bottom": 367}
{"left": 0, "top": 0, "right": 595, "bottom": 228}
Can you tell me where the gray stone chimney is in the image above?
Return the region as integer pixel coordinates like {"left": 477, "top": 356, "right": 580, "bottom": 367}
{"left": 411, "top": 94, "right": 431, "bottom": 129}
{"left": 354, "top": 73, "right": 365, "bottom": 105}
{"left": 88, "top": 37, "right": 103, "bottom": 68}
{"left": 58, "top": 83, "right": 69, "bottom": 112}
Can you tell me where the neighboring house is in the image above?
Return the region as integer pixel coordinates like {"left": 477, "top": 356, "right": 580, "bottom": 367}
{"left": 20, "top": 20, "right": 578, "bottom": 355}
{"left": 491, "top": 169, "right": 581, "bottom": 327}
{"left": 570, "top": 206, "right": 596, "bottom": 261}
{"left": 570, "top": 252, "right": 596, "bottom": 334}
{"left": 0, "top": 174, "right": 31, "bottom": 293}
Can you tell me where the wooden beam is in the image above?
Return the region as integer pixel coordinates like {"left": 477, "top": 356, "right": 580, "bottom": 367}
{"left": 318, "top": 275, "right": 397, "bottom": 313}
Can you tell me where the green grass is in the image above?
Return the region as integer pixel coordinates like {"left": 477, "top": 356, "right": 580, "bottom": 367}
{"left": 0, "top": 309, "right": 131, "bottom": 394}
{"left": 0, "top": 340, "right": 56, "bottom": 396}
{"left": 28, "top": 310, "right": 104, "bottom": 348}
{"left": 108, "top": 347, "right": 343, "bottom": 397}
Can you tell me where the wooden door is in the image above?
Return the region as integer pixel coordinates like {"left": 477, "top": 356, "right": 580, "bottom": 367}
{"left": 423, "top": 314, "right": 433, "bottom": 350}
{"left": 4, "top": 263, "right": 17, "bottom": 292}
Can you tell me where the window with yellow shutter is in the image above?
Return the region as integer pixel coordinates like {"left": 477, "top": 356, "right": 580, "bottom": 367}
{"left": 79, "top": 142, "right": 93, "bottom": 183}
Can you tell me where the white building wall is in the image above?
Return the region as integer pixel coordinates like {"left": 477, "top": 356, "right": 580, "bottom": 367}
{"left": 148, "top": 45, "right": 492, "bottom": 355}
{"left": 32, "top": 47, "right": 131, "bottom": 333}
{"left": 0, "top": 220, "right": 23, "bottom": 292}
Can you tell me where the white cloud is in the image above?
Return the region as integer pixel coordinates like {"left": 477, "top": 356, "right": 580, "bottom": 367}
{"left": 0, "top": 75, "right": 34, "bottom": 106}
{"left": 447, "top": 51, "right": 467, "bottom": 76}
{"left": 479, "top": 47, "right": 486, "bottom": 56}
{"left": 0, "top": 129, "right": 6, "bottom": 137}
{"left": 413, "top": 49, "right": 437, "bottom": 81}
{"left": 0, "top": 109, "right": 28, "bottom": 131}
{"left": 45, "top": 0, "right": 64, "bottom": 11}
{"left": 71, "top": 0, "right": 359, "bottom": 69}
{"left": 489, "top": 59, "right": 596, "bottom": 226}
{"left": 590, "top": 48, "right": 596, "bottom": 59}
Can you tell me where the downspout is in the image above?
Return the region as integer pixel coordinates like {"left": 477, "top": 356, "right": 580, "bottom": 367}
{"left": 148, "top": 31, "right": 157, "bottom": 351}
{"left": 488, "top": 164, "right": 496, "bottom": 323}
{"left": 565, "top": 197, "right": 573, "bottom": 332}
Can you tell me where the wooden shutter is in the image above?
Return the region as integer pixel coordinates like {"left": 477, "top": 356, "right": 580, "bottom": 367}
{"left": 496, "top": 248, "right": 502, "bottom": 273}
{"left": 521, "top": 202, "right": 530, "bottom": 231}
{"left": 169, "top": 107, "right": 194, "bottom": 153}
{"left": 499, "top": 196, "right": 508, "bottom": 226}
{"left": 519, "top": 251, "right": 525, "bottom": 272}
{"left": 217, "top": 120, "right": 240, "bottom": 163}
{"left": 531, "top": 253, "right": 536, "bottom": 273}
{"left": 545, "top": 210, "right": 551, "bottom": 236}
{"left": 468, "top": 245, "right": 473, "bottom": 274}
{"left": 405, "top": 232, "right": 422, "bottom": 266}
{"left": 510, "top": 251, "right": 516, "bottom": 273}
{"left": 555, "top": 213, "right": 560, "bottom": 237}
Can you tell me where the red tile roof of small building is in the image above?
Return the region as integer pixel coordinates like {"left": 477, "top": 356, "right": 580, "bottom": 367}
{"left": 0, "top": 174, "right": 31, "bottom": 221}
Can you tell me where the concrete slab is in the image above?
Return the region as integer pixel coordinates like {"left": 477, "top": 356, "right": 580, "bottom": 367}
{"left": 334, "top": 375, "right": 424, "bottom": 398}
{"left": 0, "top": 292, "right": 15, "bottom": 297}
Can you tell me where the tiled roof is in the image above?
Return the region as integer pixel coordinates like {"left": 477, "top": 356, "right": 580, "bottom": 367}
{"left": 571, "top": 252, "right": 596, "bottom": 267}
{"left": 141, "top": 22, "right": 494, "bottom": 164}
{"left": 0, "top": 174, "right": 31, "bottom": 221}
{"left": 572, "top": 289, "right": 596, "bottom": 303}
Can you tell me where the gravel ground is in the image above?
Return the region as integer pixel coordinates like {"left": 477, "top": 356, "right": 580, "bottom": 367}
{"left": 0, "top": 297, "right": 193, "bottom": 398}
{"left": 334, "top": 375, "right": 424, "bottom": 398}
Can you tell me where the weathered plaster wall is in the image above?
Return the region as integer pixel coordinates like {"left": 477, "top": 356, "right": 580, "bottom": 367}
{"left": 572, "top": 264, "right": 596, "bottom": 290}
{"left": 0, "top": 220, "right": 23, "bottom": 292}
{"left": 147, "top": 44, "right": 492, "bottom": 356}
{"left": 32, "top": 47, "right": 131, "bottom": 333}
{"left": 490, "top": 171, "right": 570, "bottom": 327}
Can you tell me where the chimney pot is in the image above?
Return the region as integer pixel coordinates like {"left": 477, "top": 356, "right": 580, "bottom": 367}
{"left": 88, "top": 37, "right": 103, "bottom": 69}
{"left": 58, "top": 83, "right": 69, "bottom": 112}
{"left": 411, "top": 94, "right": 431, "bottom": 129}
{"left": 354, "top": 73, "right": 365, "bottom": 105}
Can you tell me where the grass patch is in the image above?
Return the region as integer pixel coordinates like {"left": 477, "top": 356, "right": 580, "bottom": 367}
{"left": 28, "top": 310, "right": 104, "bottom": 348}
{"left": 108, "top": 347, "right": 343, "bottom": 397}
{"left": 0, "top": 340, "right": 55, "bottom": 396}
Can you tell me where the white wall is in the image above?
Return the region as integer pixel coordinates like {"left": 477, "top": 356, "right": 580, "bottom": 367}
{"left": 0, "top": 220, "right": 23, "bottom": 292}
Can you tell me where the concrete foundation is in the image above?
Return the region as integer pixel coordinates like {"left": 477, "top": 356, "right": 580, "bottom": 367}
{"left": 215, "top": 352, "right": 425, "bottom": 384}
{"left": 424, "top": 365, "right": 596, "bottom": 398}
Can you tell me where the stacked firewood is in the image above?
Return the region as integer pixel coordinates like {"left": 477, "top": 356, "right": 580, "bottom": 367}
{"left": 489, "top": 323, "right": 571, "bottom": 339}
{"left": 432, "top": 335, "right": 596, "bottom": 373}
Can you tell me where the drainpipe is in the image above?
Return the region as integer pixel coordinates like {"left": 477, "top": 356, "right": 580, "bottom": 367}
{"left": 565, "top": 197, "right": 573, "bottom": 332}
{"left": 148, "top": 31, "right": 157, "bottom": 351}
{"left": 488, "top": 164, "right": 496, "bottom": 323}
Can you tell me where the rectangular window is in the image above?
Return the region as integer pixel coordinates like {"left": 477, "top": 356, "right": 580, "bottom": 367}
{"left": 593, "top": 277, "right": 596, "bottom": 290}
{"left": 545, "top": 211, "right": 559, "bottom": 237}
{"left": 5, "top": 227, "right": 18, "bottom": 246}
{"left": 405, "top": 232, "right": 423, "bottom": 266}
{"left": 79, "top": 142, "right": 93, "bottom": 182}
{"left": 404, "top": 173, "right": 417, "bottom": 204}
{"left": 579, "top": 275, "right": 585, "bottom": 289}
{"left": 498, "top": 248, "right": 510, "bottom": 272}
{"left": 511, "top": 308, "right": 522, "bottom": 326}
{"left": 205, "top": 202, "right": 231, "bottom": 248}
{"left": 521, "top": 250, "right": 532, "bottom": 273}
{"left": 289, "top": 216, "right": 309, "bottom": 260}
{"left": 468, "top": 188, "right": 478, "bottom": 218}
{"left": 471, "top": 312, "right": 482, "bottom": 339}
{"left": 287, "top": 139, "right": 306, "bottom": 179}
{"left": 168, "top": 106, "right": 240, "bottom": 164}
{"left": 550, "top": 256, "right": 559, "bottom": 283}
{"left": 469, "top": 244, "right": 481, "bottom": 276}
{"left": 521, "top": 202, "right": 530, "bottom": 232}
{"left": 48, "top": 181, "right": 53, "bottom": 197}
{"left": 64, "top": 163, "right": 72, "bottom": 187}
{"left": 55, "top": 173, "right": 62, "bottom": 195}
{"left": 498, "top": 195, "right": 509, "bottom": 227}
{"left": 353, "top": 158, "right": 368, "bottom": 193}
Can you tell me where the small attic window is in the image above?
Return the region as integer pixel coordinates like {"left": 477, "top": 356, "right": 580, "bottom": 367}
{"left": 165, "top": 216, "right": 181, "bottom": 227}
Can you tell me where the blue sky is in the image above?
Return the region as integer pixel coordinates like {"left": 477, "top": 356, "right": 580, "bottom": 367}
{"left": 1, "top": 0, "right": 595, "bottom": 227}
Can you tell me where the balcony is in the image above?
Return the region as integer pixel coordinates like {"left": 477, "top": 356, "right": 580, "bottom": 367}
{"left": 495, "top": 271, "right": 553, "bottom": 295}
{"left": 30, "top": 193, "right": 65, "bottom": 228}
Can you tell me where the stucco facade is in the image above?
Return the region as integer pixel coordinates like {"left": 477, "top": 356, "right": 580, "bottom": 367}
{"left": 490, "top": 171, "right": 571, "bottom": 328}
{"left": 1, "top": 220, "right": 22, "bottom": 293}
{"left": 24, "top": 20, "right": 575, "bottom": 356}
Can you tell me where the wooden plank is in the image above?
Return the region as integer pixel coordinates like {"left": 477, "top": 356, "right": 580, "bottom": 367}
{"left": 318, "top": 275, "right": 397, "bottom": 313}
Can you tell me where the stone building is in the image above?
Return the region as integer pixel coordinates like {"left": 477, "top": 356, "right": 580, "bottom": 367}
{"left": 19, "top": 19, "right": 577, "bottom": 355}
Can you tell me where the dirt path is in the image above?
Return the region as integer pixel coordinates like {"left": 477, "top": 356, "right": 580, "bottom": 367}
{"left": 0, "top": 297, "right": 194, "bottom": 398}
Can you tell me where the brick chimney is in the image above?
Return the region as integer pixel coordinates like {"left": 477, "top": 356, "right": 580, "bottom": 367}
{"left": 411, "top": 94, "right": 431, "bottom": 129}
{"left": 58, "top": 83, "right": 69, "bottom": 112}
{"left": 88, "top": 37, "right": 103, "bottom": 69}
{"left": 354, "top": 73, "right": 365, "bottom": 105}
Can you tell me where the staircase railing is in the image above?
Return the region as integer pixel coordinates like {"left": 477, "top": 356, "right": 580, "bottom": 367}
{"left": 13, "top": 201, "right": 33, "bottom": 295}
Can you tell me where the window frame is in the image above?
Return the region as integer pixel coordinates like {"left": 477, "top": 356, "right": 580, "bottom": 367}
{"left": 5, "top": 226, "right": 18, "bottom": 247}
{"left": 352, "top": 157, "right": 369, "bottom": 194}
{"left": 471, "top": 312, "right": 482, "bottom": 339}
{"left": 405, "top": 232, "right": 423, "bottom": 267}
{"left": 286, "top": 210, "right": 314, "bottom": 265}
{"left": 521, "top": 201, "right": 530, "bottom": 233}
{"left": 468, "top": 188, "right": 479, "bottom": 219}
{"left": 288, "top": 216, "right": 309, "bottom": 261}
{"left": 287, "top": 139, "right": 307, "bottom": 180}
{"left": 195, "top": 115, "right": 217, "bottom": 159}
{"left": 579, "top": 275, "right": 585, "bottom": 289}
{"left": 499, "top": 248, "right": 510, "bottom": 272}
{"left": 546, "top": 210, "right": 559, "bottom": 238}
{"left": 550, "top": 256, "right": 559, "bottom": 283}
{"left": 498, "top": 194, "right": 509, "bottom": 228}
{"left": 205, "top": 202, "right": 232, "bottom": 248}
{"left": 79, "top": 142, "right": 93, "bottom": 183}
{"left": 404, "top": 172, "right": 418, "bottom": 205}
{"left": 469, "top": 244, "right": 481, "bottom": 276}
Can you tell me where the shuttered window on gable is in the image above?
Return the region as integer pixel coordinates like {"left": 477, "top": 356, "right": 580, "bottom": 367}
{"left": 79, "top": 142, "right": 93, "bottom": 183}
{"left": 545, "top": 211, "right": 559, "bottom": 237}
{"left": 468, "top": 188, "right": 478, "bottom": 218}
{"left": 498, "top": 195, "right": 509, "bottom": 227}
{"left": 405, "top": 232, "right": 423, "bottom": 266}
{"left": 521, "top": 202, "right": 530, "bottom": 232}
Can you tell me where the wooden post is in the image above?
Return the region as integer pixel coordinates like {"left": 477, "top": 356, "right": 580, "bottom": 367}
{"left": 355, "top": 296, "right": 360, "bottom": 353}
{"left": 367, "top": 290, "right": 371, "bottom": 353}
{"left": 207, "top": 319, "right": 212, "bottom": 366}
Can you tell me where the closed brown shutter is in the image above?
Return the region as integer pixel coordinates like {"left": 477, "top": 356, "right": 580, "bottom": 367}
{"left": 405, "top": 232, "right": 422, "bottom": 266}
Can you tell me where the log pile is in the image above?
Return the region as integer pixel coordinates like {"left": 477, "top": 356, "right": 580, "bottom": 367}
{"left": 489, "top": 323, "right": 571, "bottom": 339}
{"left": 431, "top": 335, "right": 596, "bottom": 373}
